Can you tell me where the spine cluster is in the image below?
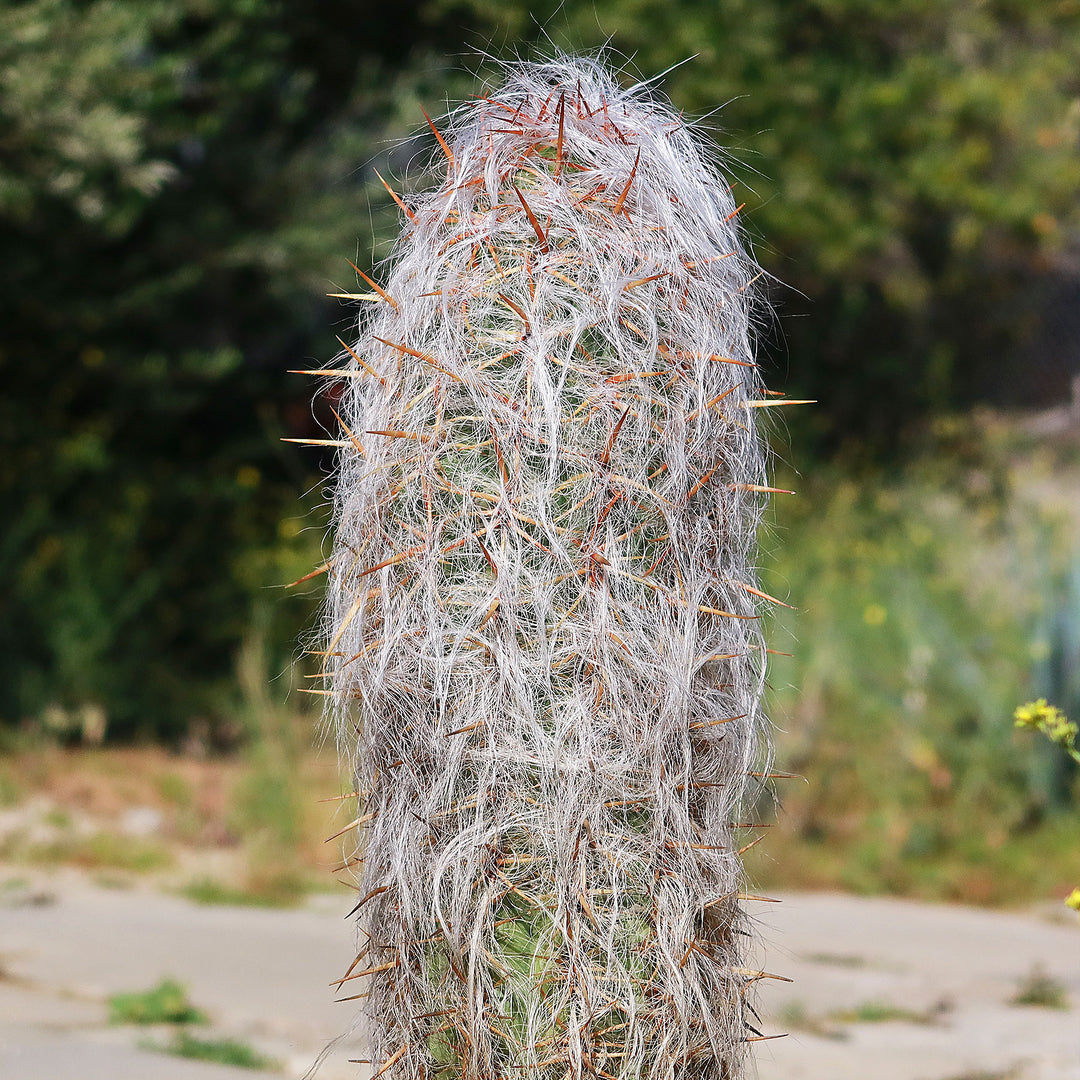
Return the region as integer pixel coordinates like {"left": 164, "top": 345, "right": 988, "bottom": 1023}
{"left": 320, "top": 55, "right": 782, "bottom": 1080}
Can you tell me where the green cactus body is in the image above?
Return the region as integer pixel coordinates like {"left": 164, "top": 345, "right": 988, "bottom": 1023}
{"left": 322, "top": 56, "right": 777, "bottom": 1080}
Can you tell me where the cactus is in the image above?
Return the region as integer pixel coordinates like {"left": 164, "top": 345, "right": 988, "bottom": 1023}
{"left": 317, "top": 55, "right": 789, "bottom": 1080}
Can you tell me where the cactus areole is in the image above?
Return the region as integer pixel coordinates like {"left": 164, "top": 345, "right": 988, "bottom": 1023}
{"left": 320, "top": 56, "right": 784, "bottom": 1080}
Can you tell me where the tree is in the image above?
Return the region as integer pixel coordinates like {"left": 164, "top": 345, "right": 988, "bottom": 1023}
{"left": 0, "top": 0, "right": 465, "bottom": 738}
{"left": 429, "top": 0, "right": 1080, "bottom": 450}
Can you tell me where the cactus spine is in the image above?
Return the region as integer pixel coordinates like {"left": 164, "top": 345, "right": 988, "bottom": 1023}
{"left": 322, "top": 55, "right": 778, "bottom": 1080}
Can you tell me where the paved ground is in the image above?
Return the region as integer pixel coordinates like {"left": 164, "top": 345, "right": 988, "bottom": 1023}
{"left": 1, "top": 870, "right": 1077, "bottom": 1080}
{"left": 753, "top": 892, "right": 1080, "bottom": 1080}
{"left": 0, "top": 870, "right": 362, "bottom": 1079}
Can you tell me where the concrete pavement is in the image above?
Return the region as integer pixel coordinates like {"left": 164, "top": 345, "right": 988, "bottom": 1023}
{"left": 1, "top": 871, "right": 1077, "bottom": 1080}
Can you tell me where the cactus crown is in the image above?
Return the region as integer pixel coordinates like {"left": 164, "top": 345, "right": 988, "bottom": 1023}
{"left": 323, "top": 54, "right": 775, "bottom": 1080}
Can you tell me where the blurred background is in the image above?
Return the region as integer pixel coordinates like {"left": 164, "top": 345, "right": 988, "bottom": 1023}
{"left": 3, "top": 0, "right": 1080, "bottom": 923}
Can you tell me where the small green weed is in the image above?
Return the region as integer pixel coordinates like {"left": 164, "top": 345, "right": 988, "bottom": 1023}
{"left": 78, "top": 833, "right": 172, "bottom": 872}
{"left": 1009, "top": 967, "right": 1069, "bottom": 1009}
{"left": 19, "top": 832, "right": 172, "bottom": 874}
{"left": 179, "top": 872, "right": 307, "bottom": 909}
{"left": 830, "top": 1000, "right": 935, "bottom": 1024}
{"left": 0, "top": 767, "right": 22, "bottom": 807}
{"left": 777, "top": 1000, "right": 846, "bottom": 1040}
{"left": 159, "top": 1031, "right": 277, "bottom": 1070}
{"left": 108, "top": 978, "right": 207, "bottom": 1025}
{"left": 938, "top": 1070, "right": 1020, "bottom": 1080}
{"left": 156, "top": 771, "right": 194, "bottom": 808}
{"left": 801, "top": 952, "right": 868, "bottom": 968}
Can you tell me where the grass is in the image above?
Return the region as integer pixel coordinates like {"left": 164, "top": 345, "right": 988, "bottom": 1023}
{"left": 1009, "top": 967, "right": 1069, "bottom": 1008}
{"left": 109, "top": 975, "right": 279, "bottom": 1070}
{"left": 0, "top": 763, "right": 21, "bottom": 807}
{"left": 0, "top": 623, "right": 350, "bottom": 906}
{"left": 179, "top": 873, "right": 309, "bottom": 909}
{"left": 801, "top": 952, "right": 869, "bottom": 968}
{"left": 108, "top": 978, "right": 207, "bottom": 1025}
{"left": 0, "top": 732, "right": 346, "bottom": 903}
{"left": 42, "top": 807, "right": 71, "bottom": 828}
{"left": 746, "top": 812, "right": 1080, "bottom": 907}
{"left": 779, "top": 995, "right": 947, "bottom": 1038}
{"left": 748, "top": 413, "right": 1080, "bottom": 904}
{"left": 216, "top": 620, "right": 330, "bottom": 906}
{"left": 777, "top": 1000, "right": 847, "bottom": 1041}
{"left": 828, "top": 1000, "right": 939, "bottom": 1025}
{"left": 938, "top": 1071, "right": 1021, "bottom": 1080}
{"left": 154, "top": 1031, "right": 278, "bottom": 1070}
{"left": 18, "top": 832, "right": 173, "bottom": 874}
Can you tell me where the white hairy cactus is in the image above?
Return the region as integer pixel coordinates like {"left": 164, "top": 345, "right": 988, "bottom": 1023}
{"left": 315, "top": 54, "right": 791, "bottom": 1080}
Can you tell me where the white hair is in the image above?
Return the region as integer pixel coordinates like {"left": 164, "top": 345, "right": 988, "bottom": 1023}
{"left": 322, "top": 53, "right": 773, "bottom": 1080}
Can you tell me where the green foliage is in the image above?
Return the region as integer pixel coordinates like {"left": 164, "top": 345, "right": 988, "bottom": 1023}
{"left": 1009, "top": 967, "right": 1069, "bottom": 1009}
{"left": 829, "top": 1000, "right": 937, "bottom": 1025}
{"left": 108, "top": 977, "right": 207, "bottom": 1025}
{"left": 13, "top": 831, "right": 173, "bottom": 873}
{"left": 0, "top": 0, "right": 464, "bottom": 740}
{"left": 4, "top": 0, "right": 1079, "bottom": 744}
{"left": 746, "top": 417, "right": 1080, "bottom": 902}
{"left": 157, "top": 1031, "right": 277, "bottom": 1069}
{"left": 765, "top": 461, "right": 1032, "bottom": 830}
{"left": 178, "top": 875, "right": 305, "bottom": 908}
{"left": 431, "top": 0, "right": 1080, "bottom": 448}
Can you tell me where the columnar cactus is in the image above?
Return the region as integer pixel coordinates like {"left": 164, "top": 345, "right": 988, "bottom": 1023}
{"left": 319, "top": 55, "right": 787, "bottom": 1080}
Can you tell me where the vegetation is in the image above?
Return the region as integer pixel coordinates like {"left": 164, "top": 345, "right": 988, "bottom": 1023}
{"left": 3, "top": 0, "right": 1078, "bottom": 744}
{"left": 742, "top": 416, "right": 1080, "bottom": 905}
{"left": 0, "top": 706, "right": 343, "bottom": 904}
{"left": 26, "top": 832, "right": 173, "bottom": 873}
{"left": 156, "top": 1031, "right": 278, "bottom": 1070}
{"left": 109, "top": 970, "right": 276, "bottom": 1069}
{"left": 0, "top": 0, "right": 464, "bottom": 741}
{"left": 2, "top": 423, "right": 1077, "bottom": 912}
{"left": 178, "top": 875, "right": 305, "bottom": 908}
{"left": 1015, "top": 700, "right": 1080, "bottom": 765}
{"left": 1013, "top": 699, "right": 1080, "bottom": 917}
{"left": 220, "top": 623, "right": 311, "bottom": 905}
{"left": 108, "top": 978, "right": 207, "bottom": 1025}
{"left": 939, "top": 1071, "right": 1021, "bottom": 1080}
{"left": 829, "top": 1000, "right": 939, "bottom": 1025}
{"left": 1, "top": 14, "right": 1077, "bottom": 1054}
{"left": 776, "top": 1000, "right": 847, "bottom": 1041}
{"left": 447, "top": 1, "right": 1080, "bottom": 439}
{"left": 1009, "top": 967, "right": 1069, "bottom": 1009}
